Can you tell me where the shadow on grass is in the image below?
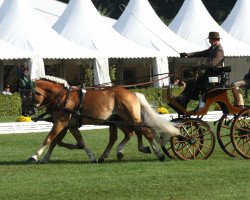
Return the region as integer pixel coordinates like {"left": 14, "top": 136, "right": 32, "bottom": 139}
{"left": 0, "top": 157, "right": 169, "bottom": 166}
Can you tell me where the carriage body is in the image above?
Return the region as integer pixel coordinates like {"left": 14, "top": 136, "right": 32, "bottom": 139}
{"left": 161, "top": 66, "right": 250, "bottom": 160}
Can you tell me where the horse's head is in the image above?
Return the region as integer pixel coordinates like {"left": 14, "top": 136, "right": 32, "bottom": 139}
{"left": 19, "top": 76, "right": 70, "bottom": 117}
{"left": 19, "top": 78, "right": 40, "bottom": 116}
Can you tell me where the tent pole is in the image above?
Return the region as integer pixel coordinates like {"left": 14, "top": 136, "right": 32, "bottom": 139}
{"left": 0, "top": 60, "right": 3, "bottom": 92}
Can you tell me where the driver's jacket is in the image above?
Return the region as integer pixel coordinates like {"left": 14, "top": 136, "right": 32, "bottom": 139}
{"left": 187, "top": 44, "right": 224, "bottom": 69}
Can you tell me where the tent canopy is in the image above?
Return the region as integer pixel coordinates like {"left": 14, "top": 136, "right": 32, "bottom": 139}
{"left": 0, "top": 0, "right": 97, "bottom": 59}
{"left": 222, "top": 0, "right": 250, "bottom": 45}
{"left": 113, "top": 0, "right": 200, "bottom": 57}
{"left": 52, "top": 0, "right": 162, "bottom": 58}
{"left": 0, "top": 40, "right": 34, "bottom": 59}
{"left": 169, "top": 0, "right": 250, "bottom": 56}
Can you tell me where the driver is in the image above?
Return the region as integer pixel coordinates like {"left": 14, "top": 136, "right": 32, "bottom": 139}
{"left": 176, "top": 31, "right": 224, "bottom": 109}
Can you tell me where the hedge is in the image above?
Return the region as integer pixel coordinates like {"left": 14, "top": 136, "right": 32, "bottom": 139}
{"left": 0, "top": 93, "right": 21, "bottom": 116}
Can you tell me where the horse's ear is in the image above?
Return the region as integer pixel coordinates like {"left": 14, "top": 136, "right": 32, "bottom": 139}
{"left": 18, "top": 77, "right": 35, "bottom": 90}
{"left": 19, "top": 79, "right": 26, "bottom": 89}
{"left": 26, "top": 79, "right": 35, "bottom": 89}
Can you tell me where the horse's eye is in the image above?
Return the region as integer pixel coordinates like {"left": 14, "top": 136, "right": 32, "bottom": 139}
{"left": 28, "top": 93, "right": 33, "bottom": 98}
{"left": 22, "top": 94, "right": 27, "bottom": 99}
{"left": 21, "top": 92, "right": 28, "bottom": 99}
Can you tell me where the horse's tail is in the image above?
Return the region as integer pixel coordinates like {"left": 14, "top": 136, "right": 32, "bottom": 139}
{"left": 135, "top": 93, "right": 180, "bottom": 137}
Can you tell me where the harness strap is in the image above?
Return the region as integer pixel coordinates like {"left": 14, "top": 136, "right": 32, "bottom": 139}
{"left": 34, "top": 86, "right": 86, "bottom": 127}
{"left": 32, "top": 111, "right": 52, "bottom": 122}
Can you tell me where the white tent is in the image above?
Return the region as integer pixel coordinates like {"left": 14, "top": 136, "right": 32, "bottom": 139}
{"left": 222, "top": 0, "right": 250, "bottom": 45}
{"left": 113, "top": 0, "right": 200, "bottom": 57}
{"left": 0, "top": 0, "right": 97, "bottom": 59}
{"left": 30, "top": 0, "right": 67, "bottom": 26}
{"left": 53, "top": 0, "right": 161, "bottom": 58}
{"left": 53, "top": 0, "right": 166, "bottom": 86}
{"left": 0, "top": 40, "right": 33, "bottom": 60}
{"left": 0, "top": 0, "right": 99, "bottom": 82}
{"left": 31, "top": 0, "right": 117, "bottom": 27}
{"left": 168, "top": 0, "right": 250, "bottom": 56}
{"left": 0, "top": 0, "right": 117, "bottom": 27}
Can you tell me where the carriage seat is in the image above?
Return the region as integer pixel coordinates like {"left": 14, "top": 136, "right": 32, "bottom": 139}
{"left": 193, "top": 66, "right": 232, "bottom": 112}
{"left": 205, "top": 66, "right": 231, "bottom": 90}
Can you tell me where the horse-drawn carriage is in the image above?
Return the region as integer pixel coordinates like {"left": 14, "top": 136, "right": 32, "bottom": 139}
{"left": 161, "top": 66, "right": 250, "bottom": 160}
{"left": 18, "top": 66, "right": 249, "bottom": 163}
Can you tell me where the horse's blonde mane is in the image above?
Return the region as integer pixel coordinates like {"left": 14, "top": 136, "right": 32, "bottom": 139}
{"left": 38, "top": 75, "right": 69, "bottom": 88}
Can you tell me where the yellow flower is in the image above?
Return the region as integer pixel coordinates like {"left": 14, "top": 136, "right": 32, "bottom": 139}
{"left": 16, "top": 116, "right": 32, "bottom": 122}
{"left": 157, "top": 107, "right": 169, "bottom": 114}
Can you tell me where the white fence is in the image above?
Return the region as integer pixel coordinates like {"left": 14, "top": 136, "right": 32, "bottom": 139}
{"left": 0, "top": 111, "right": 224, "bottom": 134}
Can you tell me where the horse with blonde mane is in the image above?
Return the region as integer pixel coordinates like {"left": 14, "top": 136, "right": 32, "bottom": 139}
{"left": 19, "top": 75, "right": 180, "bottom": 163}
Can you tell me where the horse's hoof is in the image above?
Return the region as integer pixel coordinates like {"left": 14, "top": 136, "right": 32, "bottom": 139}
{"left": 117, "top": 152, "right": 124, "bottom": 161}
{"left": 143, "top": 147, "right": 151, "bottom": 154}
{"left": 98, "top": 158, "right": 105, "bottom": 163}
{"left": 90, "top": 159, "right": 98, "bottom": 164}
{"left": 159, "top": 154, "right": 165, "bottom": 161}
{"left": 40, "top": 159, "right": 49, "bottom": 164}
{"left": 27, "top": 157, "right": 37, "bottom": 163}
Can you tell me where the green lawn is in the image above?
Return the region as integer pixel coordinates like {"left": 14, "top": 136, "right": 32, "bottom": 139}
{"left": 0, "top": 128, "right": 249, "bottom": 200}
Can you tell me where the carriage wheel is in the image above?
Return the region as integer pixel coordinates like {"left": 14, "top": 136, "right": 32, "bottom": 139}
{"left": 161, "top": 118, "right": 183, "bottom": 160}
{"left": 216, "top": 115, "right": 239, "bottom": 157}
{"left": 170, "top": 118, "right": 215, "bottom": 160}
{"left": 230, "top": 109, "right": 250, "bottom": 159}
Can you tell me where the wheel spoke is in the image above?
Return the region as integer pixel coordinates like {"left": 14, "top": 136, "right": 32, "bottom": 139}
{"left": 194, "top": 144, "right": 205, "bottom": 157}
{"left": 184, "top": 144, "right": 193, "bottom": 157}
{"left": 236, "top": 138, "right": 249, "bottom": 148}
{"left": 220, "top": 125, "right": 230, "bottom": 130}
{"left": 195, "top": 141, "right": 211, "bottom": 149}
{"left": 224, "top": 140, "right": 233, "bottom": 147}
{"left": 220, "top": 133, "right": 231, "bottom": 138}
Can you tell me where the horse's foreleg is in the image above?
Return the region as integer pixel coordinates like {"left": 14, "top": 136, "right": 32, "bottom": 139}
{"left": 41, "top": 127, "right": 69, "bottom": 163}
{"left": 28, "top": 119, "right": 69, "bottom": 163}
{"left": 98, "top": 125, "right": 118, "bottom": 163}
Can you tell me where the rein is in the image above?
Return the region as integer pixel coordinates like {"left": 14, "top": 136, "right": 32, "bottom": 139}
{"left": 85, "top": 73, "right": 172, "bottom": 89}
{"left": 117, "top": 74, "right": 170, "bottom": 88}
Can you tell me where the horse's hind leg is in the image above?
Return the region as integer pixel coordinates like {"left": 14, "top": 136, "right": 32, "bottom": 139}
{"left": 98, "top": 125, "right": 118, "bottom": 163}
{"left": 135, "top": 131, "right": 151, "bottom": 154}
{"left": 115, "top": 125, "right": 151, "bottom": 161}
{"left": 134, "top": 126, "right": 165, "bottom": 161}
{"left": 67, "top": 127, "right": 97, "bottom": 163}
{"left": 115, "top": 125, "right": 134, "bottom": 161}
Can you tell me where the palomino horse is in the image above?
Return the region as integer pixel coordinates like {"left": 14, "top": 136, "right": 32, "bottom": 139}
{"left": 19, "top": 76, "right": 180, "bottom": 163}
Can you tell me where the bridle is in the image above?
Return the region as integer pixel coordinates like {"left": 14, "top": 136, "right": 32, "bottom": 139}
{"left": 19, "top": 78, "right": 70, "bottom": 117}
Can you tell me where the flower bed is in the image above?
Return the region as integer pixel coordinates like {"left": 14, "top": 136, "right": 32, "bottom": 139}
{"left": 157, "top": 107, "right": 169, "bottom": 114}
{"left": 16, "top": 116, "right": 32, "bottom": 122}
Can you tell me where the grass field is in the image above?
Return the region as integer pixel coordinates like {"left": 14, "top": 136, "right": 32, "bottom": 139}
{"left": 0, "top": 128, "right": 249, "bottom": 200}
